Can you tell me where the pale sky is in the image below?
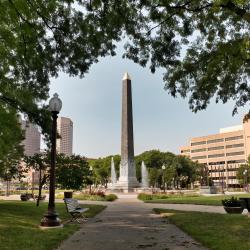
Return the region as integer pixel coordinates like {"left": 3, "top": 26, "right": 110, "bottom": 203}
{"left": 49, "top": 46, "right": 249, "bottom": 158}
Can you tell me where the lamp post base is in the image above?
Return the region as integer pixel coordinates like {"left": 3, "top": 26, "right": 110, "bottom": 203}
{"left": 40, "top": 212, "right": 62, "bottom": 228}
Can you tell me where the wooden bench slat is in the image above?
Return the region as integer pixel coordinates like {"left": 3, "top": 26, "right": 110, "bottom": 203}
{"left": 64, "top": 198, "right": 89, "bottom": 213}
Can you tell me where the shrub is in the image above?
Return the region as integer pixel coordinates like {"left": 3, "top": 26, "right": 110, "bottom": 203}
{"left": 138, "top": 193, "right": 154, "bottom": 200}
{"left": 222, "top": 196, "right": 242, "bottom": 207}
{"left": 138, "top": 193, "right": 169, "bottom": 201}
{"left": 90, "top": 190, "right": 105, "bottom": 197}
{"left": 105, "top": 194, "right": 118, "bottom": 201}
{"left": 55, "top": 192, "right": 118, "bottom": 201}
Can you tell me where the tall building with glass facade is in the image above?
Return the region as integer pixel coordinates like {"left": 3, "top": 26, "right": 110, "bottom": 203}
{"left": 56, "top": 117, "right": 73, "bottom": 156}
{"left": 21, "top": 120, "right": 41, "bottom": 156}
{"left": 20, "top": 120, "right": 41, "bottom": 185}
{"left": 180, "top": 115, "right": 250, "bottom": 187}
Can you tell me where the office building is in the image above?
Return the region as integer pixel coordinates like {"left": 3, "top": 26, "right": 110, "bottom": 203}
{"left": 56, "top": 117, "right": 73, "bottom": 156}
{"left": 20, "top": 120, "right": 41, "bottom": 185}
{"left": 180, "top": 115, "right": 250, "bottom": 187}
{"left": 21, "top": 120, "right": 41, "bottom": 156}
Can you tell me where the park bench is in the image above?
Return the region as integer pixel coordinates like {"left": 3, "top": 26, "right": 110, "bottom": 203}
{"left": 20, "top": 193, "right": 34, "bottom": 201}
{"left": 64, "top": 198, "right": 89, "bottom": 223}
{"left": 20, "top": 193, "right": 46, "bottom": 201}
{"left": 34, "top": 194, "right": 46, "bottom": 201}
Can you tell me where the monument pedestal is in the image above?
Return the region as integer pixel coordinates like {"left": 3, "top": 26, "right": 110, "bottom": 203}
{"left": 113, "top": 177, "right": 140, "bottom": 193}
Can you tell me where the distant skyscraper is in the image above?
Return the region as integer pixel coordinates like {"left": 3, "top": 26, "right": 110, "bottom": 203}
{"left": 56, "top": 117, "right": 73, "bottom": 156}
{"left": 21, "top": 120, "right": 41, "bottom": 156}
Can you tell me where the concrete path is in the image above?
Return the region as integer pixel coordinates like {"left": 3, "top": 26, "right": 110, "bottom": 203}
{"left": 144, "top": 202, "right": 225, "bottom": 214}
{"left": 58, "top": 197, "right": 207, "bottom": 250}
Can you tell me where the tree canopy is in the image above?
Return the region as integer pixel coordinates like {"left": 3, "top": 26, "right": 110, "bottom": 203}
{"left": 1, "top": 0, "right": 250, "bottom": 162}
{"left": 0, "top": 107, "right": 24, "bottom": 170}
{"left": 56, "top": 154, "right": 89, "bottom": 190}
{"left": 89, "top": 155, "right": 120, "bottom": 187}
{"left": 236, "top": 155, "right": 250, "bottom": 184}
{"left": 2, "top": 1, "right": 250, "bottom": 121}
{"left": 89, "top": 150, "right": 204, "bottom": 189}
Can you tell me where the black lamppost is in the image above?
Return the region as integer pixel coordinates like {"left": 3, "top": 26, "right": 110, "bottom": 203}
{"left": 221, "top": 165, "right": 225, "bottom": 194}
{"left": 162, "top": 164, "right": 166, "bottom": 193}
{"left": 243, "top": 169, "right": 248, "bottom": 192}
{"left": 89, "top": 166, "right": 93, "bottom": 194}
{"left": 32, "top": 169, "right": 35, "bottom": 198}
{"left": 40, "top": 93, "right": 62, "bottom": 228}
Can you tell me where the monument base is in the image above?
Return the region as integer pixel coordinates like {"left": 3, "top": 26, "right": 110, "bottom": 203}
{"left": 111, "top": 177, "right": 140, "bottom": 193}
{"left": 134, "top": 187, "right": 152, "bottom": 193}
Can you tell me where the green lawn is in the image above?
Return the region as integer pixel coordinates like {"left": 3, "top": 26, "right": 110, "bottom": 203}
{"left": 0, "top": 201, "right": 105, "bottom": 250}
{"left": 141, "top": 193, "right": 250, "bottom": 206}
{"left": 154, "top": 208, "right": 250, "bottom": 250}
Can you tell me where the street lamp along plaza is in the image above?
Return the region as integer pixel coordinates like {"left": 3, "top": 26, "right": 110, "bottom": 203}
{"left": 40, "top": 93, "right": 62, "bottom": 228}
{"left": 243, "top": 169, "right": 248, "bottom": 192}
{"left": 162, "top": 164, "right": 166, "bottom": 193}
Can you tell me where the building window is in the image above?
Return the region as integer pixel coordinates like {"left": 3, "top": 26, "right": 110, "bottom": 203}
{"left": 208, "top": 161, "right": 225, "bottom": 165}
{"left": 208, "top": 146, "right": 224, "bottom": 151}
{"left": 225, "top": 135, "right": 243, "bottom": 141}
{"left": 191, "top": 148, "right": 206, "bottom": 153}
{"left": 226, "top": 143, "right": 244, "bottom": 149}
{"left": 181, "top": 149, "right": 190, "bottom": 153}
{"left": 207, "top": 138, "right": 224, "bottom": 144}
{"left": 191, "top": 141, "right": 206, "bottom": 146}
{"left": 208, "top": 154, "right": 225, "bottom": 158}
{"left": 191, "top": 155, "right": 207, "bottom": 160}
{"left": 226, "top": 151, "right": 245, "bottom": 156}
{"left": 227, "top": 159, "right": 245, "bottom": 164}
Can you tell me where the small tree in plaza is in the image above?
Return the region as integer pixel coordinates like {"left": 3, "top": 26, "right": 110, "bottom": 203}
{"left": 148, "top": 168, "right": 161, "bottom": 189}
{"left": 56, "top": 154, "right": 89, "bottom": 191}
{"left": 236, "top": 156, "right": 250, "bottom": 188}
{"left": 0, "top": 141, "right": 24, "bottom": 196}
{"left": 237, "top": 165, "right": 250, "bottom": 185}
{"left": 24, "top": 152, "right": 50, "bottom": 206}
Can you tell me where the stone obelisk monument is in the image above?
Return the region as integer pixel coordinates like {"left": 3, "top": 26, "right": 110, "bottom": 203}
{"left": 115, "top": 72, "right": 139, "bottom": 192}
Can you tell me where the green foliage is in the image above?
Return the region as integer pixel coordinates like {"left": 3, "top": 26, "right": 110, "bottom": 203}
{"left": 137, "top": 193, "right": 169, "bottom": 201}
{"left": 145, "top": 194, "right": 250, "bottom": 206}
{"left": 135, "top": 150, "right": 176, "bottom": 187}
{"left": 105, "top": 194, "right": 118, "bottom": 201}
{"left": 25, "top": 153, "right": 89, "bottom": 196}
{"left": 1, "top": 1, "right": 249, "bottom": 177}
{"left": 89, "top": 155, "right": 120, "bottom": 187}
{"left": 222, "top": 196, "right": 242, "bottom": 207}
{"left": 56, "top": 192, "right": 118, "bottom": 201}
{"left": 1, "top": 1, "right": 249, "bottom": 165}
{"left": 56, "top": 154, "right": 89, "bottom": 190}
{"left": 0, "top": 108, "right": 24, "bottom": 175}
{"left": 89, "top": 150, "right": 204, "bottom": 189}
{"left": 236, "top": 156, "right": 250, "bottom": 184}
{"left": 138, "top": 151, "right": 204, "bottom": 189}
{"left": 135, "top": 150, "right": 175, "bottom": 170}
{"left": 24, "top": 152, "right": 51, "bottom": 206}
{"left": 148, "top": 168, "right": 161, "bottom": 187}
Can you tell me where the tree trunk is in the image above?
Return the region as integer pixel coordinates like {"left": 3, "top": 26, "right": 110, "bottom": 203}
{"left": 36, "top": 169, "right": 46, "bottom": 207}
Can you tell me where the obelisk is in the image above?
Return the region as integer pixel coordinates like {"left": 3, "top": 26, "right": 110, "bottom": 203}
{"left": 116, "top": 72, "right": 139, "bottom": 192}
{"left": 111, "top": 157, "right": 117, "bottom": 187}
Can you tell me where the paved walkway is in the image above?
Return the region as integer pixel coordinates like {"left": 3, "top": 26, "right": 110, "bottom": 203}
{"left": 58, "top": 197, "right": 208, "bottom": 250}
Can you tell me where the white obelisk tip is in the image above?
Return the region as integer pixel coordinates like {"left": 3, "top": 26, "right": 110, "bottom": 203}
{"left": 123, "top": 72, "right": 131, "bottom": 80}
